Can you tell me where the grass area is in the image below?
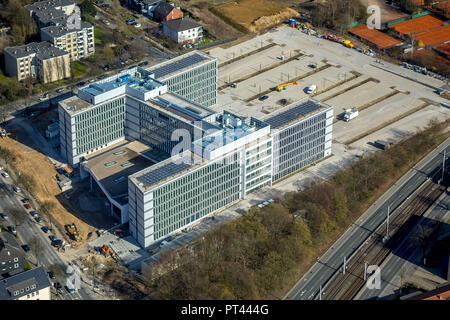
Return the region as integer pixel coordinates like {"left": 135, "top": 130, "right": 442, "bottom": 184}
{"left": 0, "top": 226, "right": 6, "bottom": 232}
{"left": 94, "top": 26, "right": 106, "bottom": 44}
{"left": 73, "top": 61, "right": 88, "bottom": 78}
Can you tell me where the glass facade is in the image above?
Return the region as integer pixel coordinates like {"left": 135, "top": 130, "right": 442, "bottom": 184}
{"left": 272, "top": 111, "right": 328, "bottom": 182}
{"left": 139, "top": 104, "right": 196, "bottom": 155}
{"left": 164, "top": 61, "right": 217, "bottom": 107}
{"left": 144, "top": 152, "right": 241, "bottom": 242}
{"left": 73, "top": 97, "right": 125, "bottom": 154}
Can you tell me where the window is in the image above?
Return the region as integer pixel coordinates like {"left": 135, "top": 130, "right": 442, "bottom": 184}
{"left": 14, "top": 264, "right": 19, "bottom": 268}
{"left": 13, "top": 258, "right": 18, "bottom": 262}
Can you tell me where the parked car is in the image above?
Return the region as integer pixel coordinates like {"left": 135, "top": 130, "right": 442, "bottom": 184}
{"left": 133, "top": 22, "right": 141, "bottom": 28}
{"left": 54, "top": 282, "right": 62, "bottom": 292}
{"left": 47, "top": 271, "right": 55, "bottom": 279}
{"left": 24, "top": 203, "right": 31, "bottom": 209}
{"left": 138, "top": 61, "right": 148, "bottom": 67}
{"left": 56, "top": 88, "right": 65, "bottom": 93}
{"left": 102, "top": 65, "right": 109, "bottom": 71}
{"left": 21, "top": 244, "right": 30, "bottom": 252}
{"left": 65, "top": 285, "right": 77, "bottom": 293}
{"left": 88, "top": 78, "right": 96, "bottom": 83}
{"left": 29, "top": 211, "right": 37, "bottom": 217}
{"left": 7, "top": 225, "right": 16, "bottom": 235}
{"left": 258, "top": 95, "right": 269, "bottom": 101}
{"left": 0, "top": 213, "right": 8, "bottom": 220}
{"left": 21, "top": 198, "right": 29, "bottom": 203}
{"left": 35, "top": 216, "right": 42, "bottom": 223}
{"left": 39, "top": 93, "right": 49, "bottom": 101}
{"left": 305, "top": 84, "right": 317, "bottom": 94}
{"left": 51, "top": 239, "right": 62, "bottom": 247}
{"left": 13, "top": 186, "right": 21, "bottom": 193}
{"left": 77, "top": 81, "right": 86, "bottom": 87}
{"left": 41, "top": 226, "right": 50, "bottom": 233}
{"left": 1, "top": 172, "right": 9, "bottom": 178}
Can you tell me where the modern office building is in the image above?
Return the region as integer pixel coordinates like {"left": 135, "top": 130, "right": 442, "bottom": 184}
{"left": 59, "top": 51, "right": 333, "bottom": 248}
{"left": 145, "top": 51, "right": 217, "bottom": 107}
{"left": 3, "top": 42, "right": 71, "bottom": 83}
{"left": 266, "top": 100, "right": 333, "bottom": 182}
{"left": 59, "top": 67, "right": 166, "bottom": 166}
{"left": 40, "top": 21, "right": 95, "bottom": 61}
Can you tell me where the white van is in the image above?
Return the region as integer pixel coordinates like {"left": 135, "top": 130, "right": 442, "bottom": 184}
{"left": 306, "top": 85, "right": 317, "bottom": 94}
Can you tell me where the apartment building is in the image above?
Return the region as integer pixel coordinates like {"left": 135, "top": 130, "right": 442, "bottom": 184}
{"left": 0, "top": 233, "right": 25, "bottom": 279}
{"left": 58, "top": 51, "right": 334, "bottom": 248}
{"left": 40, "top": 21, "right": 95, "bottom": 60}
{"left": 25, "top": 0, "right": 77, "bottom": 29}
{"left": 0, "top": 266, "right": 52, "bottom": 300}
{"left": 4, "top": 42, "right": 71, "bottom": 83}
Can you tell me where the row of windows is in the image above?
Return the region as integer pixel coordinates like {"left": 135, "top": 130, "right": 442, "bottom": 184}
{"left": 154, "top": 154, "right": 239, "bottom": 198}
{"left": 76, "top": 115, "right": 124, "bottom": 142}
{"left": 13, "top": 284, "right": 37, "bottom": 297}
{"left": 75, "top": 104, "right": 124, "bottom": 131}
{"left": 153, "top": 192, "right": 238, "bottom": 240}
{"left": 154, "top": 184, "right": 239, "bottom": 230}
{"left": 279, "top": 113, "right": 326, "bottom": 140}
{"left": 154, "top": 165, "right": 240, "bottom": 207}
{"left": 154, "top": 176, "right": 240, "bottom": 220}
{"left": 274, "top": 150, "right": 325, "bottom": 181}
{"left": 279, "top": 129, "right": 326, "bottom": 156}
{"left": 76, "top": 129, "right": 123, "bottom": 154}
{"left": 277, "top": 136, "right": 325, "bottom": 167}
{"left": 75, "top": 98, "right": 124, "bottom": 124}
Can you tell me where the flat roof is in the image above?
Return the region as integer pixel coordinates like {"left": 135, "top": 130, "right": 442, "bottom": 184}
{"left": 146, "top": 50, "right": 216, "bottom": 80}
{"left": 391, "top": 15, "right": 444, "bottom": 36}
{"left": 4, "top": 41, "right": 69, "bottom": 59}
{"left": 40, "top": 21, "right": 92, "bottom": 38}
{"left": 349, "top": 24, "right": 403, "bottom": 49}
{"left": 59, "top": 95, "right": 93, "bottom": 115}
{"left": 84, "top": 141, "right": 155, "bottom": 205}
{"left": 130, "top": 151, "right": 205, "bottom": 192}
{"left": 264, "top": 98, "right": 331, "bottom": 130}
{"left": 81, "top": 72, "right": 164, "bottom": 97}
{"left": 156, "top": 92, "right": 216, "bottom": 120}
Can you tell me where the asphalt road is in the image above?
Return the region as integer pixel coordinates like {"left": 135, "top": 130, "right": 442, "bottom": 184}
{"left": 0, "top": 174, "right": 91, "bottom": 300}
{"left": 286, "top": 138, "right": 450, "bottom": 300}
{"left": 357, "top": 192, "right": 450, "bottom": 300}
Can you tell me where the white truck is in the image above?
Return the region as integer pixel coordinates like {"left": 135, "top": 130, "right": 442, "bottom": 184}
{"left": 343, "top": 109, "right": 358, "bottom": 122}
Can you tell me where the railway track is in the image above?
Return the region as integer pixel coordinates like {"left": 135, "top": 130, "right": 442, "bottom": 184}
{"left": 321, "top": 180, "right": 445, "bottom": 300}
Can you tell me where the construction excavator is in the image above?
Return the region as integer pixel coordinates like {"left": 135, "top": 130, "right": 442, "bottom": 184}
{"left": 65, "top": 223, "right": 81, "bottom": 241}
{"left": 101, "top": 244, "right": 118, "bottom": 261}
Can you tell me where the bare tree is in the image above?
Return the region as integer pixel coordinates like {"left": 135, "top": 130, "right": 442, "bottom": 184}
{"left": 28, "top": 235, "right": 45, "bottom": 265}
